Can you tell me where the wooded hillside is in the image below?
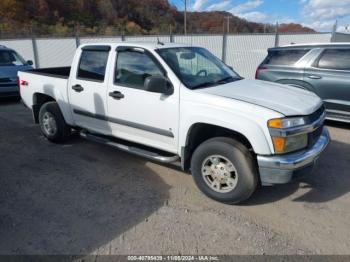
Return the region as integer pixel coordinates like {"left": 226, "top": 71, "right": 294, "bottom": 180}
{"left": 0, "top": 0, "right": 315, "bottom": 37}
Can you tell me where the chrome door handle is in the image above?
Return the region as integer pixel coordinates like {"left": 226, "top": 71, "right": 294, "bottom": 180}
{"left": 307, "top": 75, "right": 322, "bottom": 80}
{"left": 72, "top": 84, "right": 84, "bottom": 92}
{"left": 109, "top": 91, "right": 125, "bottom": 100}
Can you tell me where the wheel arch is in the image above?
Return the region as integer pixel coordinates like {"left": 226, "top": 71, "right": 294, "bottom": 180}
{"left": 32, "top": 93, "right": 56, "bottom": 123}
{"left": 181, "top": 123, "right": 256, "bottom": 171}
{"left": 32, "top": 92, "right": 74, "bottom": 125}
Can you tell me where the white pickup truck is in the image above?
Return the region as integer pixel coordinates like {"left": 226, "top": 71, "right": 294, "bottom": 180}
{"left": 19, "top": 42, "right": 330, "bottom": 204}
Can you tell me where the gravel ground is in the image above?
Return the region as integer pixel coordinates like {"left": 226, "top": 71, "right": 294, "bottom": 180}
{"left": 0, "top": 100, "right": 350, "bottom": 255}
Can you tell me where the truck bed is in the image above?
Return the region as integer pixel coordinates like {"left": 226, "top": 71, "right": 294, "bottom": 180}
{"left": 26, "top": 67, "right": 71, "bottom": 79}
{"left": 18, "top": 67, "right": 73, "bottom": 125}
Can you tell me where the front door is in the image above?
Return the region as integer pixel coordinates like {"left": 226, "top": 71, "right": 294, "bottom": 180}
{"left": 106, "top": 47, "right": 179, "bottom": 153}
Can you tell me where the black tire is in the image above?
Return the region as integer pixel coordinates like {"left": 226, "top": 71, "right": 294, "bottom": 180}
{"left": 190, "top": 137, "right": 258, "bottom": 204}
{"left": 38, "top": 102, "right": 71, "bottom": 143}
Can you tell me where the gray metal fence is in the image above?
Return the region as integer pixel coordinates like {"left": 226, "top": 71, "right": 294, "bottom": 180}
{"left": 331, "top": 32, "right": 350, "bottom": 42}
{"left": 0, "top": 32, "right": 332, "bottom": 79}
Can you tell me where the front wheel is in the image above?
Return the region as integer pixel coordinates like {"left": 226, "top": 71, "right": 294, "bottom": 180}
{"left": 190, "top": 137, "right": 258, "bottom": 204}
{"left": 39, "top": 102, "right": 71, "bottom": 143}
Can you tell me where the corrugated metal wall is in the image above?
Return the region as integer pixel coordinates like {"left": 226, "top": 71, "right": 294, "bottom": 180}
{"left": 0, "top": 33, "right": 332, "bottom": 79}
{"left": 331, "top": 32, "right": 350, "bottom": 42}
{"left": 36, "top": 38, "right": 77, "bottom": 68}
{"left": 226, "top": 34, "right": 276, "bottom": 78}
{"left": 279, "top": 33, "right": 331, "bottom": 46}
{"left": 126, "top": 35, "right": 169, "bottom": 43}
{"left": 80, "top": 36, "right": 122, "bottom": 44}
{"left": 174, "top": 35, "right": 223, "bottom": 58}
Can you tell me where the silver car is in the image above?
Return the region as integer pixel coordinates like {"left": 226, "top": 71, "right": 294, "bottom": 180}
{"left": 256, "top": 43, "right": 350, "bottom": 123}
{"left": 0, "top": 45, "right": 33, "bottom": 98}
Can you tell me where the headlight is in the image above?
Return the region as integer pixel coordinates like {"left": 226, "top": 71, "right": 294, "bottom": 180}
{"left": 268, "top": 117, "right": 306, "bottom": 129}
{"left": 268, "top": 117, "right": 308, "bottom": 154}
{"left": 272, "top": 134, "right": 308, "bottom": 154}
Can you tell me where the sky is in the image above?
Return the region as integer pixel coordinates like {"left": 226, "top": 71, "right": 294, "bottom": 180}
{"left": 169, "top": 0, "right": 350, "bottom": 32}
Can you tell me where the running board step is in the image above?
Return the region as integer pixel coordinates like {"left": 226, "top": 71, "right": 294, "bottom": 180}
{"left": 80, "top": 131, "right": 179, "bottom": 163}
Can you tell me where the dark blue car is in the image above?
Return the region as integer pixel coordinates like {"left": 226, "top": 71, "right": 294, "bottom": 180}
{"left": 0, "top": 45, "right": 33, "bottom": 98}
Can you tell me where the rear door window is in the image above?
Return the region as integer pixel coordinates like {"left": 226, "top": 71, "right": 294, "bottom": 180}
{"left": 316, "top": 49, "right": 350, "bottom": 71}
{"left": 263, "top": 49, "right": 310, "bottom": 66}
{"left": 77, "top": 50, "right": 109, "bottom": 81}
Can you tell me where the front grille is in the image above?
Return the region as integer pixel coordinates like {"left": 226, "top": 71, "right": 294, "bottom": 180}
{"left": 0, "top": 83, "right": 17, "bottom": 87}
{"left": 0, "top": 91, "right": 19, "bottom": 97}
{"left": 308, "top": 126, "right": 323, "bottom": 147}
{"left": 307, "top": 105, "right": 325, "bottom": 147}
{"left": 0, "top": 78, "right": 12, "bottom": 83}
{"left": 308, "top": 105, "right": 325, "bottom": 123}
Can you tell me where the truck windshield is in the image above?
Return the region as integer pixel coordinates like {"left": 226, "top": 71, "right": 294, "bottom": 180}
{"left": 0, "top": 50, "right": 26, "bottom": 66}
{"left": 156, "top": 47, "right": 241, "bottom": 89}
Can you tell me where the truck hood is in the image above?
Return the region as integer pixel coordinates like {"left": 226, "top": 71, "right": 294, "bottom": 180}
{"left": 197, "top": 79, "right": 322, "bottom": 116}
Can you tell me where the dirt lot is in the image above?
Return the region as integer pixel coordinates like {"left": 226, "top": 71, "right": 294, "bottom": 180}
{"left": 0, "top": 100, "right": 350, "bottom": 255}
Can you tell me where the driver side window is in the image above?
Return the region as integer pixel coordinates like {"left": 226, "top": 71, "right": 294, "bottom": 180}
{"left": 115, "top": 50, "right": 163, "bottom": 90}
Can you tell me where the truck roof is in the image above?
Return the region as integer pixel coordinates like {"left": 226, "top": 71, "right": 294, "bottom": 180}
{"left": 79, "top": 42, "right": 195, "bottom": 50}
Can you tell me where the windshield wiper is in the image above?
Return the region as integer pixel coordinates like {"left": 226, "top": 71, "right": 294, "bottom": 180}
{"left": 216, "top": 76, "right": 241, "bottom": 84}
{"left": 191, "top": 81, "right": 217, "bottom": 89}
{"left": 192, "top": 76, "right": 241, "bottom": 90}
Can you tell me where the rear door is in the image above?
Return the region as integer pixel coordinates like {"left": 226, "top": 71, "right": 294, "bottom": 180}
{"left": 68, "top": 45, "right": 111, "bottom": 134}
{"left": 304, "top": 48, "right": 350, "bottom": 116}
{"left": 106, "top": 46, "right": 180, "bottom": 153}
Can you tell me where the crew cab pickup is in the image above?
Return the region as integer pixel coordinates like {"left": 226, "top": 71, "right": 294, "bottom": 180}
{"left": 19, "top": 42, "right": 330, "bottom": 204}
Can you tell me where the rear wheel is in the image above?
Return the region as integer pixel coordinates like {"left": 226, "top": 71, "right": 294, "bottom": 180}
{"left": 39, "top": 102, "right": 71, "bottom": 143}
{"left": 190, "top": 137, "right": 258, "bottom": 204}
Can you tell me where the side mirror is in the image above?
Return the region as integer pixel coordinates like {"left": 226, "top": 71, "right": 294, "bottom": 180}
{"left": 144, "top": 75, "right": 174, "bottom": 95}
{"left": 27, "top": 60, "right": 33, "bottom": 66}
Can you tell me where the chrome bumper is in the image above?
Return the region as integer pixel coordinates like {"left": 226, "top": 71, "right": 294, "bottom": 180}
{"left": 257, "top": 127, "right": 330, "bottom": 185}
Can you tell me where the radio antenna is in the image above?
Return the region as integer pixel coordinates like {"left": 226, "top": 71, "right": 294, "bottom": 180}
{"left": 157, "top": 37, "right": 164, "bottom": 46}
